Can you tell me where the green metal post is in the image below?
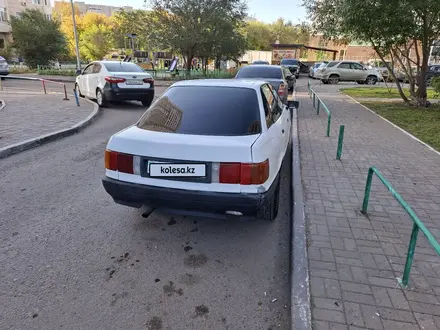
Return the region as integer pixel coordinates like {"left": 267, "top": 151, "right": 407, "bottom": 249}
{"left": 313, "top": 93, "right": 316, "bottom": 108}
{"left": 326, "top": 113, "right": 331, "bottom": 137}
{"left": 336, "top": 125, "right": 345, "bottom": 160}
{"left": 361, "top": 167, "right": 374, "bottom": 214}
{"left": 317, "top": 99, "right": 320, "bottom": 115}
{"left": 400, "top": 223, "right": 420, "bottom": 287}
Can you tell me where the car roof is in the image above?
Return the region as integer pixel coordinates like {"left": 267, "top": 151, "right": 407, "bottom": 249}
{"left": 240, "top": 64, "right": 282, "bottom": 69}
{"left": 172, "top": 79, "right": 267, "bottom": 89}
{"left": 96, "top": 60, "right": 137, "bottom": 65}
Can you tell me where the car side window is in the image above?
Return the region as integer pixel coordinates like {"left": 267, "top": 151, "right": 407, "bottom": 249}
{"left": 268, "top": 86, "right": 283, "bottom": 123}
{"left": 351, "top": 63, "right": 364, "bottom": 70}
{"left": 338, "top": 62, "right": 351, "bottom": 69}
{"left": 261, "top": 84, "right": 276, "bottom": 129}
{"left": 82, "top": 64, "right": 94, "bottom": 75}
{"left": 92, "top": 63, "right": 102, "bottom": 74}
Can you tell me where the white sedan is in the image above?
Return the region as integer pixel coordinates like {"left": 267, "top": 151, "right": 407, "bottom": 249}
{"left": 102, "top": 79, "right": 292, "bottom": 221}
{"left": 75, "top": 61, "right": 155, "bottom": 107}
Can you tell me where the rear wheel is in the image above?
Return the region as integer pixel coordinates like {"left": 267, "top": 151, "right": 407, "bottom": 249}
{"left": 96, "top": 89, "right": 108, "bottom": 108}
{"left": 366, "top": 76, "right": 378, "bottom": 85}
{"left": 328, "top": 75, "right": 339, "bottom": 84}
{"left": 141, "top": 95, "right": 154, "bottom": 107}
{"left": 321, "top": 80, "right": 329, "bottom": 84}
{"left": 356, "top": 81, "right": 365, "bottom": 85}
{"left": 258, "top": 181, "right": 280, "bottom": 221}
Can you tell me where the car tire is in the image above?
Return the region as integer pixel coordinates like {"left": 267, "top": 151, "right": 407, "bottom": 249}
{"left": 258, "top": 181, "right": 280, "bottom": 221}
{"left": 328, "top": 75, "right": 339, "bottom": 84}
{"left": 96, "top": 89, "right": 108, "bottom": 108}
{"left": 366, "top": 76, "right": 378, "bottom": 85}
{"left": 141, "top": 95, "right": 154, "bottom": 107}
{"left": 75, "top": 83, "right": 84, "bottom": 98}
{"left": 322, "top": 80, "right": 329, "bottom": 84}
{"left": 356, "top": 81, "right": 365, "bottom": 85}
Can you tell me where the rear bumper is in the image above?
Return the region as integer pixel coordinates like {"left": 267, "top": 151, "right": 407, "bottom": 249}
{"left": 102, "top": 177, "right": 277, "bottom": 217}
{"left": 103, "top": 86, "right": 154, "bottom": 101}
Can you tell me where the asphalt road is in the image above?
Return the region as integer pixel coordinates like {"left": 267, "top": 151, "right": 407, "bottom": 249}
{"left": 0, "top": 82, "right": 293, "bottom": 329}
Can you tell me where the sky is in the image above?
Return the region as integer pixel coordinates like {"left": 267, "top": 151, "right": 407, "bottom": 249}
{"left": 72, "top": 0, "right": 307, "bottom": 24}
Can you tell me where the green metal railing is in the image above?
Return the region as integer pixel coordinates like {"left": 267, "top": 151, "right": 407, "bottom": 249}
{"left": 309, "top": 86, "right": 331, "bottom": 137}
{"left": 361, "top": 166, "right": 440, "bottom": 287}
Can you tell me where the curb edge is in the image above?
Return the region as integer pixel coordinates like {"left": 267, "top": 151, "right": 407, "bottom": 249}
{"left": 0, "top": 99, "right": 100, "bottom": 159}
{"left": 290, "top": 106, "right": 312, "bottom": 330}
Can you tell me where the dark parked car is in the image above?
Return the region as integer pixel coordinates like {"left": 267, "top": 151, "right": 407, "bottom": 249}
{"left": 280, "top": 59, "right": 300, "bottom": 78}
{"left": 426, "top": 65, "right": 440, "bottom": 86}
{"left": 252, "top": 60, "right": 270, "bottom": 65}
{"left": 235, "top": 65, "right": 295, "bottom": 104}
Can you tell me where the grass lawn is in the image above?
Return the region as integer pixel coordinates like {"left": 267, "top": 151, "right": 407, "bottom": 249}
{"left": 362, "top": 101, "right": 440, "bottom": 151}
{"left": 341, "top": 87, "right": 439, "bottom": 99}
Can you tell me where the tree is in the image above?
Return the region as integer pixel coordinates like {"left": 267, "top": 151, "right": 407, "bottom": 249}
{"left": 243, "top": 19, "right": 311, "bottom": 51}
{"left": 53, "top": 1, "right": 82, "bottom": 59}
{"left": 111, "top": 10, "right": 153, "bottom": 50}
{"left": 79, "top": 13, "right": 113, "bottom": 61}
{"left": 151, "top": 0, "right": 247, "bottom": 72}
{"left": 303, "top": 0, "right": 440, "bottom": 107}
{"left": 11, "top": 9, "right": 66, "bottom": 68}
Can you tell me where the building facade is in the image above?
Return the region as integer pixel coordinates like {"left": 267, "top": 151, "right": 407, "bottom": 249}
{"left": 71, "top": 1, "right": 132, "bottom": 16}
{"left": 0, "top": 0, "right": 52, "bottom": 47}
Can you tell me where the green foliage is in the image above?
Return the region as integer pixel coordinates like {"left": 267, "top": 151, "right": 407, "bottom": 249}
{"left": 303, "top": 0, "right": 440, "bottom": 106}
{"left": 79, "top": 21, "right": 113, "bottom": 61}
{"left": 432, "top": 77, "right": 440, "bottom": 97}
{"left": 151, "top": 0, "right": 247, "bottom": 70}
{"left": 37, "top": 69, "right": 77, "bottom": 76}
{"left": 11, "top": 9, "right": 67, "bottom": 69}
{"left": 243, "top": 19, "right": 310, "bottom": 51}
{"left": 111, "top": 10, "right": 154, "bottom": 50}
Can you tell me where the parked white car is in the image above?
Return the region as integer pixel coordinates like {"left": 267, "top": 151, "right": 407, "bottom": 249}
{"left": 309, "top": 61, "right": 328, "bottom": 79}
{"left": 102, "top": 79, "right": 292, "bottom": 221}
{"left": 314, "top": 62, "right": 329, "bottom": 80}
{"left": 75, "top": 61, "right": 155, "bottom": 107}
{"left": 0, "top": 56, "right": 9, "bottom": 76}
{"left": 320, "top": 61, "right": 382, "bottom": 85}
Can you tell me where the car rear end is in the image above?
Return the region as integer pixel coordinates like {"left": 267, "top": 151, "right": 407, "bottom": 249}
{"left": 280, "top": 59, "right": 299, "bottom": 78}
{"left": 101, "top": 62, "right": 154, "bottom": 103}
{"left": 102, "top": 82, "right": 277, "bottom": 218}
{"left": 235, "top": 65, "right": 288, "bottom": 103}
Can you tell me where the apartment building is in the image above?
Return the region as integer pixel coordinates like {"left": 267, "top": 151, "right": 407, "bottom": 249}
{"left": 0, "top": 0, "right": 52, "bottom": 47}
{"left": 71, "top": 1, "right": 132, "bottom": 17}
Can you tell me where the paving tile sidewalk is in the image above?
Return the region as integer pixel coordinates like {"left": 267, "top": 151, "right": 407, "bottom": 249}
{"left": 297, "top": 85, "right": 440, "bottom": 330}
{"left": 0, "top": 91, "right": 95, "bottom": 148}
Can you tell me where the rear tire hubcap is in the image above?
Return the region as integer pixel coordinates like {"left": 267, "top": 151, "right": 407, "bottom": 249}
{"left": 97, "top": 91, "right": 102, "bottom": 105}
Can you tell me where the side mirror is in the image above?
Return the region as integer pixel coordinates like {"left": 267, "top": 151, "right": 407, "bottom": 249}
{"left": 287, "top": 100, "right": 299, "bottom": 109}
{"left": 364, "top": 67, "right": 368, "bottom": 71}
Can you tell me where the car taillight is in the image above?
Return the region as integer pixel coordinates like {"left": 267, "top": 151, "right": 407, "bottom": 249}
{"left": 219, "top": 160, "right": 269, "bottom": 185}
{"left": 105, "top": 76, "right": 126, "bottom": 83}
{"left": 105, "top": 149, "right": 134, "bottom": 174}
{"left": 278, "top": 83, "right": 286, "bottom": 96}
{"left": 143, "top": 78, "right": 154, "bottom": 84}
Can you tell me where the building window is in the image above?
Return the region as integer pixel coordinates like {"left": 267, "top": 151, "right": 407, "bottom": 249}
{"left": 0, "top": 38, "right": 5, "bottom": 49}
{"left": 0, "top": 8, "right": 7, "bottom": 22}
{"left": 44, "top": 14, "right": 51, "bottom": 20}
{"left": 32, "top": 0, "right": 41, "bottom": 4}
{"left": 44, "top": 0, "right": 49, "bottom": 5}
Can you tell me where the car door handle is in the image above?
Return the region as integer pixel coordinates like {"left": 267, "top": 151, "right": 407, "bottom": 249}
{"left": 282, "top": 129, "right": 285, "bottom": 134}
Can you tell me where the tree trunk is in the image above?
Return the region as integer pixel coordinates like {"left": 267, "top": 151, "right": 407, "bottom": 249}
{"left": 185, "top": 52, "right": 193, "bottom": 75}
{"left": 416, "top": 44, "right": 430, "bottom": 107}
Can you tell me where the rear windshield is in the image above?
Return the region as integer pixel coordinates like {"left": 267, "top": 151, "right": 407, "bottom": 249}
{"left": 236, "top": 66, "right": 282, "bottom": 79}
{"left": 327, "top": 61, "right": 339, "bottom": 68}
{"left": 103, "top": 62, "right": 144, "bottom": 73}
{"left": 137, "top": 86, "right": 262, "bottom": 136}
{"left": 280, "top": 59, "right": 298, "bottom": 66}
